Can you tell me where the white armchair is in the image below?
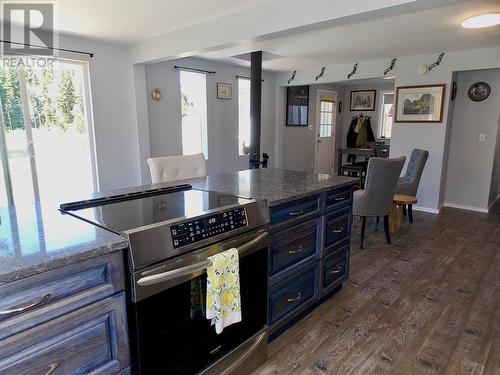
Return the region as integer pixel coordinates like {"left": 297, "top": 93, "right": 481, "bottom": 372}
{"left": 147, "top": 153, "right": 207, "bottom": 183}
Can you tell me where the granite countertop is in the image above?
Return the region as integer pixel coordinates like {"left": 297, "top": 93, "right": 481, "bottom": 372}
{"left": 89, "top": 168, "right": 358, "bottom": 207}
{"left": 0, "top": 169, "right": 355, "bottom": 284}
{"left": 184, "top": 168, "right": 358, "bottom": 206}
{"left": 0, "top": 203, "right": 128, "bottom": 284}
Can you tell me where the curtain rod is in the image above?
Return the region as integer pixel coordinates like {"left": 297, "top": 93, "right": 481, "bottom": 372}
{"left": 235, "top": 75, "right": 264, "bottom": 82}
{"left": 174, "top": 65, "right": 215, "bottom": 74}
{"left": 0, "top": 40, "right": 93, "bottom": 58}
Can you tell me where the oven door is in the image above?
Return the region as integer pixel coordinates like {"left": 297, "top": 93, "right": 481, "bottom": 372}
{"left": 129, "top": 228, "right": 268, "bottom": 375}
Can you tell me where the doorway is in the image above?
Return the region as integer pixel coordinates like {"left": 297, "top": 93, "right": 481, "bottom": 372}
{"left": 315, "top": 90, "right": 336, "bottom": 174}
{"left": 0, "top": 59, "right": 97, "bottom": 207}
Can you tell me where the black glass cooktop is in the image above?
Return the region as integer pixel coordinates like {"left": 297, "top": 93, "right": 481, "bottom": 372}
{"left": 61, "top": 188, "right": 251, "bottom": 235}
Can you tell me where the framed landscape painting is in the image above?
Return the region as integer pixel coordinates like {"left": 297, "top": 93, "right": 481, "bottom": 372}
{"left": 350, "top": 90, "right": 376, "bottom": 111}
{"left": 395, "top": 84, "right": 445, "bottom": 123}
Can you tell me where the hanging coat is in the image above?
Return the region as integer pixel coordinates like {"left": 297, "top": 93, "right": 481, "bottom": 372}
{"left": 346, "top": 118, "right": 358, "bottom": 148}
{"left": 355, "top": 118, "right": 375, "bottom": 148}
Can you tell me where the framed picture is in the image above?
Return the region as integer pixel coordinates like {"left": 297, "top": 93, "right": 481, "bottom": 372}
{"left": 395, "top": 84, "right": 446, "bottom": 123}
{"left": 217, "top": 83, "right": 231, "bottom": 99}
{"left": 350, "top": 90, "right": 376, "bottom": 111}
{"left": 286, "top": 85, "right": 309, "bottom": 126}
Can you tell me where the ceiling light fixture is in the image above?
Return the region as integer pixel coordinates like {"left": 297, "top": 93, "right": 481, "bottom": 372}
{"left": 461, "top": 13, "right": 500, "bottom": 28}
{"left": 315, "top": 67, "right": 326, "bottom": 81}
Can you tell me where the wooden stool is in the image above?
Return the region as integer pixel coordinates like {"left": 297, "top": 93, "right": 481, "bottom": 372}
{"left": 390, "top": 194, "right": 417, "bottom": 233}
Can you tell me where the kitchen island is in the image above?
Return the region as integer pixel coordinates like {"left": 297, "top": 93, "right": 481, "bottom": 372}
{"left": 179, "top": 169, "right": 358, "bottom": 336}
{"left": 0, "top": 168, "right": 356, "bottom": 373}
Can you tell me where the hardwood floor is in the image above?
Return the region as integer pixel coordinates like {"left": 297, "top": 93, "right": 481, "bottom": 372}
{"left": 254, "top": 204, "right": 500, "bottom": 375}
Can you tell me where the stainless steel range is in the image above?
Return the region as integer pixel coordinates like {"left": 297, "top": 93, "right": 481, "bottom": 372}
{"left": 61, "top": 184, "right": 270, "bottom": 375}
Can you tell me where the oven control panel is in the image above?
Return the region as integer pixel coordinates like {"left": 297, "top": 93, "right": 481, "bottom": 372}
{"left": 170, "top": 207, "right": 247, "bottom": 248}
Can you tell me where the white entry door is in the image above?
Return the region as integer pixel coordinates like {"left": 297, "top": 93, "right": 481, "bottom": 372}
{"left": 315, "top": 90, "right": 336, "bottom": 174}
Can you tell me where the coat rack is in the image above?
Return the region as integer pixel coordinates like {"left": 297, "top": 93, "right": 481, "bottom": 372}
{"left": 287, "top": 70, "right": 296, "bottom": 84}
{"left": 315, "top": 67, "right": 325, "bottom": 81}
{"left": 428, "top": 53, "right": 444, "bottom": 71}
{"left": 384, "top": 58, "right": 396, "bottom": 76}
{"left": 347, "top": 63, "right": 358, "bottom": 79}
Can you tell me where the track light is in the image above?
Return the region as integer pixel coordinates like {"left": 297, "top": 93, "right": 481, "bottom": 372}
{"left": 315, "top": 67, "right": 325, "bottom": 81}
{"left": 347, "top": 63, "right": 358, "bottom": 79}
{"left": 384, "top": 58, "right": 396, "bottom": 76}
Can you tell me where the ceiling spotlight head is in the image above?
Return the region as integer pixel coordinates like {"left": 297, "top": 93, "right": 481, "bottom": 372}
{"left": 462, "top": 13, "right": 500, "bottom": 28}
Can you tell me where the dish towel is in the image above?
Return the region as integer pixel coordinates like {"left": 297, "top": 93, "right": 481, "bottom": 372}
{"left": 206, "top": 248, "right": 242, "bottom": 334}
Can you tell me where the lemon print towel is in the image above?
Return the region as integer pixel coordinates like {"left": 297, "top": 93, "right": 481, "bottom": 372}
{"left": 206, "top": 248, "right": 242, "bottom": 334}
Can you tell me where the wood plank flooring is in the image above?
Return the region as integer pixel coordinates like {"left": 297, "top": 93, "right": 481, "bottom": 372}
{"left": 254, "top": 204, "right": 500, "bottom": 375}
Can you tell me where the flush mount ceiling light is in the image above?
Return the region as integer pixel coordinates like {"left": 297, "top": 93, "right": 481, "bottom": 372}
{"left": 461, "top": 13, "right": 500, "bottom": 28}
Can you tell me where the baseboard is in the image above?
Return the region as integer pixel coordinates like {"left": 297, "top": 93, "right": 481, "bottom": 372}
{"left": 443, "top": 202, "right": 489, "bottom": 213}
{"left": 412, "top": 205, "right": 440, "bottom": 214}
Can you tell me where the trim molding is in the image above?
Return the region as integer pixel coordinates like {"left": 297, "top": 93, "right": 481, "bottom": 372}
{"left": 443, "top": 202, "right": 489, "bottom": 213}
{"left": 412, "top": 205, "right": 440, "bottom": 214}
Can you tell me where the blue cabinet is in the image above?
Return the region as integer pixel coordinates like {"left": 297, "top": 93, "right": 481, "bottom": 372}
{"left": 269, "top": 263, "right": 318, "bottom": 326}
{"left": 0, "top": 252, "right": 130, "bottom": 374}
{"left": 269, "top": 195, "right": 321, "bottom": 232}
{"left": 268, "top": 185, "right": 353, "bottom": 337}
{"left": 269, "top": 218, "right": 321, "bottom": 284}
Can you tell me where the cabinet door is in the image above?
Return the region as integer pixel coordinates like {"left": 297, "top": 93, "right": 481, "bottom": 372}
{"left": 269, "top": 195, "right": 321, "bottom": 231}
{"left": 0, "top": 294, "right": 129, "bottom": 375}
{"left": 269, "top": 218, "right": 320, "bottom": 282}
{"left": 0, "top": 252, "right": 125, "bottom": 341}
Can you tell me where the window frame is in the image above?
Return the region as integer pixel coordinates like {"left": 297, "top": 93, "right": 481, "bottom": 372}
{"left": 237, "top": 77, "right": 251, "bottom": 156}
{"left": 377, "top": 90, "right": 395, "bottom": 140}
{"left": 179, "top": 69, "right": 209, "bottom": 160}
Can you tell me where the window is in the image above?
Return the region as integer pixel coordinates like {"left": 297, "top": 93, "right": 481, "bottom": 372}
{"left": 0, "top": 60, "right": 97, "bottom": 207}
{"left": 238, "top": 78, "right": 250, "bottom": 155}
{"left": 319, "top": 98, "right": 334, "bottom": 137}
{"left": 180, "top": 71, "right": 208, "bottom": 159}
{"left": 378, "top": 91, "right": 394, "bottom": 139}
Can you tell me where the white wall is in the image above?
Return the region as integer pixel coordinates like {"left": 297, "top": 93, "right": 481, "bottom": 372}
{"left": 282, "top": 83, "right": 345, "bottom": 172}
{"left": 444, "top": 69, "right": 500, "bottom": 212}
{"left": 144, "top": 57, "right": 277, "bottom": 176}
{"left": 276, "top": 46, "right": 500, "bottom": 212}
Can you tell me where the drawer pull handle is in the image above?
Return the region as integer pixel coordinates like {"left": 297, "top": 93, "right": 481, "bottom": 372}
{"left": 331, "top": 267, "right": 343, "bottom": 274}
{"left": 288, "top": 246, "right": 304, "bottom": 255}
{"left": 0, "top": 293, "right": 51, "bottom": 316}
{"left": 287, "top": 292, "right": 302, "bottom": 302}
{"left": 289, "top": 209, "right": 304, "bottom": 216}
{"left": 42, "top": 362, "right": 59, "bottom": 375}
{"left": 334, "top": 197, "right": 346, "bottom": 201}
{"left": 332, "top": 227, "right": 345, "bottom": 233}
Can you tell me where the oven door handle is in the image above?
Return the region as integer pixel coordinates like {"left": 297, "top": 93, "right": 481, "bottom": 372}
{"left": 137, "top": 232, "right": 268, "bottom": 287}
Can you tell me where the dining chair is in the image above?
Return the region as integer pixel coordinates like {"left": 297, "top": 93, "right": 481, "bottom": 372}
{"left": 353, "top": 156, "right": 406, "bottom": 249}
{"left": 395, "top": 148, "right": 429, "bottom": 223}
{"left": 147, "top": 153, "right": 207, "bottom": 183}
{"left": 374, "top": 143, "right": 390, "bottom": 158}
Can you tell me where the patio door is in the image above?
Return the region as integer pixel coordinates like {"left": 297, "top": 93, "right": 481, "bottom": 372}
{"left": 315, "top": 90, "right": 336, "bottom": 174}
{"left": 0, "top": 60, "right": 97, "bottom": 207}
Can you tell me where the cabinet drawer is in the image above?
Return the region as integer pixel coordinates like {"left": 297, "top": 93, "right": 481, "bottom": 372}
{"left": 0, "top": 252, "right": 125, "bottom": 340}
{"left": 270, "top": 195, "right": 320, "bottom": 230}
{"left": 0, "top": 293, "right": 129, "bottom": 375}
{"left": 324, "top": 210, "right": 350, "bottom": 248}
{"left": 269, "top": 219, "right": 320, "bottom": 278}
{"left": 269, "top": 264, "right": 317, "bottom": 324}
{"left": 325, "top": 187, "right": 352, "bottom": 211}
{"left": 321, "top": 249, "right": 348, "bottom": 294}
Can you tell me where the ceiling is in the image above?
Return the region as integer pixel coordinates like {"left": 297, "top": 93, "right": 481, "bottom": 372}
{"left": 196, "top": 0, "right": 500, "bottom": 71}
{"left": 51, "top": 0, "right": 273, "bottom": 44}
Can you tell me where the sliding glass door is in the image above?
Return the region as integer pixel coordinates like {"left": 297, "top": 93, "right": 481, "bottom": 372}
{"left": 0, "top": 59, "right": 97, "bottom": 208}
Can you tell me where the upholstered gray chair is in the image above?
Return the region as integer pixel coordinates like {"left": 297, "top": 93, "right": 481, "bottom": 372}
{"left": 353, "top": 156, "right": 406, "bottom": 249}
{"left": 395, "top": 149, "right": 429, "bottom": 223}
